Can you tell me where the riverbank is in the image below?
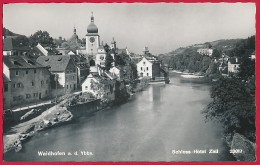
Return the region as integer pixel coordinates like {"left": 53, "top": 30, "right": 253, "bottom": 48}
{"left": 171, "top": 70, "right": 205, "bottom": 78}
{"left": 3, "top": 100, "right": 73, "bottom": 153}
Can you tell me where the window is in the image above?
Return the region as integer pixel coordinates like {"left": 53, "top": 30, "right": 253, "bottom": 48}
{"left": 41, "top": 80, "right": 44, "bottom": 85}
{"left": 73, "top": 76, "right": 75, "bottom": 80}
{"left": 141, "top": 67, "right": 143, "bottom": 71}
{"left": 67, "top": 85, "right": 68, "bottom": 89}
{"left": 31, "top": 81, "right": 34, "bottom": 86}
{"left": 147, "top": 67, "right": 149, "bottom": 71}
{"left": 13, "top": 84, "right": 16, "bottom": 88}
{"left": 4, "top": 84, "right": 8, "bottom": 92}
{"left": 85, "top": 86, "right": 88, "bottom": 89}
{"left": 17, "top": 83, "right": 21, "bottom": 88}
{"left": 26, "top": 70, "right": 29, "bottom": 74}
{"left": 45, "top": 90, "right": 48, "bottom": 94}
{"left": 26, "top": 94, "right": 31, "bottom": 99}
{"left": 33, "top": 93, "right": 38, "bottom": 97}
{"left": 143, "top": 62, "right": 146, "bottom": 65}
{"left": 70, "top": 84, "right": 71, "bottom": 88}
{"left": 147, "top": 73, "right": 149, "bottom": 76}
{"left": 15, "top": 71, "right": 19, "bottom": 76}
{"left": 34, "top": 69, "right": 36, "bottom": 73}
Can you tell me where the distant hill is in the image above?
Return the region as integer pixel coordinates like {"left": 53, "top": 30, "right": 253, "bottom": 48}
{"left": 161, "top": 39, "right": 242, "bottom": 58}
{"left": 3, "top": 27, "right": 24, "bottom": 38}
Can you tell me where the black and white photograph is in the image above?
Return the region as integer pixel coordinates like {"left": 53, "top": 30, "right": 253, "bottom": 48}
{"left": 2, "top": 3, "right": 256, "bottom": 162}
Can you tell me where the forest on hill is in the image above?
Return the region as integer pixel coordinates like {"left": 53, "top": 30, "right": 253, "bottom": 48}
{"left": 158, "top": 37, "right": 254, "bottom": 75}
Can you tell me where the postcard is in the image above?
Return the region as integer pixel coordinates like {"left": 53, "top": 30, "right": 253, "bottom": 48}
{"left": 1, "top": 1, "right": 259, "bottom": 164}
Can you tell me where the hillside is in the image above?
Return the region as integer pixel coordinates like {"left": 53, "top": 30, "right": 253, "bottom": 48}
{"left": 3, "top": 27, "right": 24, "bottom": 38}
{"left": 160, "top": 39, "right": 242, "bottom": 58}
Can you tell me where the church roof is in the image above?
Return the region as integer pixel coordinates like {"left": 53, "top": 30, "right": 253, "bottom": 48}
{"left": 87, "top": 13, "right": 98, "bottom": 33}
{"left": 87, "top": 23, "right": 98, "bottom": 33}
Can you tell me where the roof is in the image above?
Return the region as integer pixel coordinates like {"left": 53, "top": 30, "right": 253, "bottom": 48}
{"left": 69, "top": 55, "right": 89, "bottom": 69}
{"left": 3, "top": 56, "right": 47, "bottom": 69}
{"left": 30, "top": 46, "right": 46, "bottom": 57}
{"left": 229, "top": 57, "right": 241, "bottom": 64}
{"left": 116, "top": 48, "right": 127, "bottom": 55}
{"left": 104, "top": 72, "right": 117, "bottom": 80}
{"left": 36, "top": 55, "right": 73, "bottom": 72}
{"left": 3, "top": 74, "right": 11, "bottom": 82}
{"left": 144, "top": 56, "right": 160, "bottom": 63}
{"left": 3, "top": 38, "right": 29, "bottom": 51}
{"left": 84, "top": 73, "right": 114, "bottom": 85}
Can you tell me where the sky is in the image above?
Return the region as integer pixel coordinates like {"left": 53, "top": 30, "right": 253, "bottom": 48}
{"left": 3, "top": 3, "right": 256, "bottom": 54}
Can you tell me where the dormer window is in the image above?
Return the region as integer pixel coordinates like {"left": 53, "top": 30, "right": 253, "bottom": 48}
{"left": 14, "top": 61, "right": 23, "bottom": 66}
{"left": 58, "top": 57, "right": 62, "bottom": 61}
{"left": 45, "top": 58, "right": 49, "bottom": 62}
{"left": 27, "top": 60, "right": 35, "bottom": 65}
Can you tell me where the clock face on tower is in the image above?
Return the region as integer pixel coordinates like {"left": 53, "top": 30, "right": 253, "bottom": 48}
{"left": 89, "top": 37, "right": 95, "bottom": 43}
{"left": 100, "top": 55, "right": 104, "bottom": 60}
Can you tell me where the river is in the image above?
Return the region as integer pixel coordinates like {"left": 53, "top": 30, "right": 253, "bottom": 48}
{"left": 4, "top": 72, "right": 235, "bottom": 161}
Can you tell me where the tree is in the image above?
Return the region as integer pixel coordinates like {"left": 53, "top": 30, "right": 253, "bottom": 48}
{"left": 202, "top": 77, "right": 255, "bottom": 141}
{"left": 61, "top": 41, "right": 81, "bottom": 52}
{"left": 29, "top": 30, "right": 56, "bottom": 48}
{"left": 238, "top": 54, "right": 255, "bottom": 79}
{"left": 104, "top": 44, "right": 114, "bottom": 71}
{"left": 212, "top": 49, "right": 221, "bottom": 58}
{"left": 13, "top": 35, "right": 29, "bottom": 47}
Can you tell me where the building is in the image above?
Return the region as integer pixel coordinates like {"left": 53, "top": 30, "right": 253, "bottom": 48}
{"left": 250, "top": 51, "right": 255, "bottom": 60}
{"left": 95, "top": 45, "right": 106, "bottom": 67}
{"left": 136, "top": 56, "right": 161, "bottom": 78}
{"left": 81, "top": 73, "right": 116, "bottom": 101}
{"left": 86, "top": 12, "right": 100, "bottom": 56}
{"left": 109, "top": 66, "right": 123, "bottom": 80}
{"left": 37, "top": 55, "right": 77, "bottom": 94}
{"left": 197, "top": 48, "right": 213, "bottom": 56}
{"left": 228, "top": 57, "right": 241, "bottom": 73}
{"left": 31, "top": 43, "right": 49, "bottom": 56}
{"left": 3, "top": 56, "right": 51, "bottom": 108}
{"left": 3, "top": 75, "right": 11, "bottom": 110}
{"left": 69, "top": 54, "right": 89, "bottom": 86}
{"left": 70, "top": 27, "right": 79, "bottom": 43}
{"left": 3, "top": 38, "right": 30, "bottom": 56}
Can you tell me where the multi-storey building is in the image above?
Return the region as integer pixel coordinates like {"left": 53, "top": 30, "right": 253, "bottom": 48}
{"left": 136, "top": 56, "right": 161, "bottom": 78}
{"left": 3, "top": 56, "right": 51, "bottom": 108}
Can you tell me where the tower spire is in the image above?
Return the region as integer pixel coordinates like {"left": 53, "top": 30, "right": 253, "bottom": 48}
{"left": 73, "top": 25, "right": 76, "bottom": 34}
{"left": 91, "top": 12, "right": 94, "bottom": 22}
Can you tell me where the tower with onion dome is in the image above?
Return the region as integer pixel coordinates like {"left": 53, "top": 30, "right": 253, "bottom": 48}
{"left": 86, "top": 12, "right": 100, "bottom": 56}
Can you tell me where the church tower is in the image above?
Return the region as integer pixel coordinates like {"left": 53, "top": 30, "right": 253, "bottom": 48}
{"left": 86, "top": 12, "right": 100, "bottom": 56}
